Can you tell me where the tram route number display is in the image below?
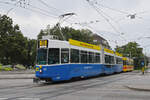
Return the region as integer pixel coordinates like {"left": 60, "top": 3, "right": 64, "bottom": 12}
{"left": 39, "top": 40, "right": 48, "bottom": 48}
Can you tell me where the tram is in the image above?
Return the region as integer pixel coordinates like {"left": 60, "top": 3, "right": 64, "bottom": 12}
{"left": 122, "top": 57, "right": 134, "bottom": 72}
{"left": 34, "top": 38, "right": 132, "bottom": 82}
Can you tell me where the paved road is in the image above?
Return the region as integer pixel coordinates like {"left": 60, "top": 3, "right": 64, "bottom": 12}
{"left": 0, "top": 72, "right": 149, "bottom": 100}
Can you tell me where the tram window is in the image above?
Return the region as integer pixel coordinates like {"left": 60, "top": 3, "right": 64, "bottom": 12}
{"left": 129, "top": 60, "right": 133, "bottom": 66}
{"left": 71, "top": 49, "right": 79, "bottom": 63}
{"left": 61, "top": 49, "right": 69, "bottom": 63}
{"left": 48, "top": 48, "right": 60, "bottom": 64}
{"left": 81, "top": 51, "right": 88, "bottom": 63}
{"left": 89, "top": 52, "right": 94, "bottom": 63}
{"left": 37, "top": 48, "right": 47, "bottom": 65}
{"left": 110, "top": 56, "right": 114, "bottom": 64}
{"left": 116, "top": 58, "right": 123, "bottom": 64}
{"left": 127, "top": 61, "right": 129, "bottom": 65}
{"left": 95, "top": 53, "right": 100, "bottom": 63}
{"left": 123, "top": 60, "right": 127, "bottom": 65}
{"left": 105, "top": 55, "right": 114, "bottom": 64}
{"left": 105, "top": 55, "right": 110, "bottom": 64}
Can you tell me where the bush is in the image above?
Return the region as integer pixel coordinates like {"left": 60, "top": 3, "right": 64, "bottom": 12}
{"left": 0, "top": 64, "right": 13, "bottom": 71}
{"left": 15, "top": 64, "right": 26, "bottom": 70}
{"left": 4, "top": 67, "right": 13, "bottom": 71}
{"left": 0, "top": 64, "right": 4, "bottom": 71}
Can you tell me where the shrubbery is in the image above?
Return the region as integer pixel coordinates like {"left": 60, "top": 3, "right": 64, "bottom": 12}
{"left": 0, "top": 64, "right": 13, "bottom": 71}
{"left": 15, "top": 64, "right": 26, "bottom": 70}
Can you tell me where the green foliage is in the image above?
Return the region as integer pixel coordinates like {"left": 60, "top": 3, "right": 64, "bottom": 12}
{"left": 115, "top": 42, "right": 145, "bottom": 68}
{"left": 4, "top": 67, "right": 13, "bottom": 71}
{"left": 0, "top": 64, "right": 13, "bottom": 71}
{"left": 38, "top": 24, "right": 95, "bottom": 44}
{"left": 0, "top": 64, "right": 4, "bottom": 70}
{"left": 15, "top": 64, "right": 26, "bottom": 70}
{"left": 115, "top": 42, "right": 144, "bottom": 58}
{"left": 0, "top": 14, "right": 37, "bottom": 67}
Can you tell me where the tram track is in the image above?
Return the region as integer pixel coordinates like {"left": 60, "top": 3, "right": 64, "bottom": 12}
{"left": 2, "top": 72, "right": 138, "bottom": 100}
{"left": 38, "top": 74, "right": 134, "bottom": 100}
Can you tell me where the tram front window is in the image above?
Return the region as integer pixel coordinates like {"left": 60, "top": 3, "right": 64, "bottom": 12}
{"left": 37, "top": 48, "right": 47, "bottom": 65}
{"left": 48, "top": 48, "right": 60, "bottom": 64}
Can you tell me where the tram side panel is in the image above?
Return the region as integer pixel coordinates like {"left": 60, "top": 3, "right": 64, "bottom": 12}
{"left": 36, "top": 65, "right": 71, "bottom": 81}
{"left": 69, "top": 64, "right": 104, "bottom": 78}
{"left": 36, "top": 64, "right": 105, "bottom": 82}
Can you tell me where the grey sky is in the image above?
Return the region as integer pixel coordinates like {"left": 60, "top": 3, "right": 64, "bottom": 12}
{"left": 0, "top": 0, "right": 150, "bottom": 55}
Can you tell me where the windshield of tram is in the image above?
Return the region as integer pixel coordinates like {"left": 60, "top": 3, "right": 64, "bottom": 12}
{"left": 37, "top": 48, "right": 47, "bottom": 65}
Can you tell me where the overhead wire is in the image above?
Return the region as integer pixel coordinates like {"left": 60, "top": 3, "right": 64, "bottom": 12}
{"left": 96, "top": 7, "right": 128, "bottom": 42}
{"left": 86, "top": 1, "right": 124, "bottom": 40}
{"left": 0, "top": 1, "right": 58, "bottom": 18}
{"left": 6, "top": 0, "right": 26, "bottom": 15}
{"left": 28, "top": 3, "right": 59, "bottom": 16}
{"left": 97, "top": 3, "right": 129, "bottom": 15}
{"left": 72, "top": 20, "right": 120, "bottom": 47}
{"left": 37, "top": 0, "right": 65, "bottom": 14}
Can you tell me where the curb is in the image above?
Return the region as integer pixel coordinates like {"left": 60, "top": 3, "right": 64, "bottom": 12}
{"left": 124, "top": 85, "right": 150, "bottom": 92}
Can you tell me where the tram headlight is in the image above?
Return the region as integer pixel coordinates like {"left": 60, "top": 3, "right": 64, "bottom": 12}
{"left": 39, "top": 69, "right": 42, "bottom": 73}
{"left": 39, "top": 65, "right": 42, "bottom": 73}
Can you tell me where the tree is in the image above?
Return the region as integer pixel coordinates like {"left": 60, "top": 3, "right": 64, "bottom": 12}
{"left": 37, "top": 25, "right": 95, "bottom": 44}
{"left": 115, "top": 42, "right": 145, "bottom": 68}
{"left": 0, "top": 14, "right": 37, "bottom": 67}
{"left": 115, "top": 42, "right": 144, "bottom": 58}
{"left": 26, "top": 39, "right": 37, "bottom": 66}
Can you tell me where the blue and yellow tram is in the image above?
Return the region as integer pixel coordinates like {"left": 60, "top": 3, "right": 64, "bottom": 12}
{"left": 34, "top": 38, "right": 126, "bottom": 82}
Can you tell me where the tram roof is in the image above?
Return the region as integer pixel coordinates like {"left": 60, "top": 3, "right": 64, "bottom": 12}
{"left": 45, "top": 39, "right": 102, "bottom": 52}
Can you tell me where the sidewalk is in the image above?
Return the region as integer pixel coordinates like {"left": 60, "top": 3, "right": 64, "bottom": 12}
{"left": 0, "top": 70, "right": 35, "bottom": 79}
{"left": 125, "top": 72, "right": 150, "bottom": 91}
{"left": 0, "top": 70, "right": 35, "bottom": 74}
{"left": 0, "top": 74, "right": 35, "bottom": 79}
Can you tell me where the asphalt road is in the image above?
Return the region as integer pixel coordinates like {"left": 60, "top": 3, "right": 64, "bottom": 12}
{"left": 0, "top": 72, "right": 149, "bottom": 100}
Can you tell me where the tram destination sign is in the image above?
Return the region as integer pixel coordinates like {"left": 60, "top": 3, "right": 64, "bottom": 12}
{"left": 115, "top": 52, "right": 123, "bottom": 57}
{"left": 69, "top": 39, "right": 101, "bottom": 50}
{"left": 104, "top": 48, "right": 114, "bottom": 54}
{"left": 39, "top": 40, "right": 48, "bottom": 48}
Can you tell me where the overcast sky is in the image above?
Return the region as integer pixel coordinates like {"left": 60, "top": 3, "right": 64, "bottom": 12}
{"left": 1, "top": 0, "right": 150, "bottom": 55}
